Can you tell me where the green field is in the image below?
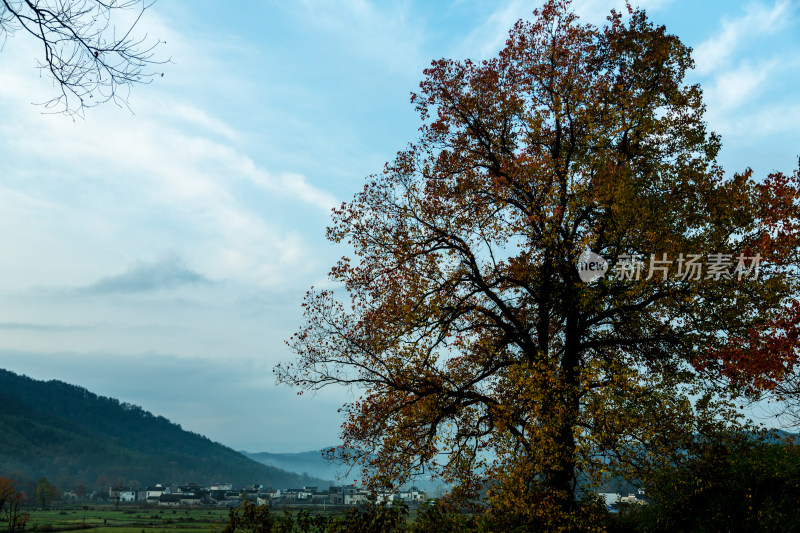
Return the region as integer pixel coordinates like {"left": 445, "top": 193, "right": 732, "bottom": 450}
{"left": 21, "top": 506, "right": 232, "bottom": 533}
{"left": 13, "top": 501, "right": 462, "bottom": 532}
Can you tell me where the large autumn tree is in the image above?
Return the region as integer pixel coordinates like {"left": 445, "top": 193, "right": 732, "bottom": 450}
{"left": 280, "top": 1, "right": 800, "bottom": 529}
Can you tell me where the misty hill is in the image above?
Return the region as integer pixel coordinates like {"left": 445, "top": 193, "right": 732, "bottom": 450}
{"left": 243, "top": 428, "right": 800, "bottom": 496}
{"left": 242, "top": 450, "right": 344, "bottom": 483}
{"left": 242, "top": 450, "right": 445, "bottom": 493}
{"left": 0, "top": 369, "right": 333, "bottom": 490}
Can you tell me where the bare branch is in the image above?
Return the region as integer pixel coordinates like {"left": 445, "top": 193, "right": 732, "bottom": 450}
{"left": 0, "top": 0, "right": 166, "bottom": 115}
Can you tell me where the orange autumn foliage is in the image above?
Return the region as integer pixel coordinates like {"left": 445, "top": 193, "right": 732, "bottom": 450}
{"left": 0, "top": 476, "right": 28, "bottom": 533}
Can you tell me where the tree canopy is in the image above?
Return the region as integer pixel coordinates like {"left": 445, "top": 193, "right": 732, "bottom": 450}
{"left": 34, "top": 477, "right": 57, "bottom": 509}
{"left": 280, "top": 1, "right": 800, "bottom": 529}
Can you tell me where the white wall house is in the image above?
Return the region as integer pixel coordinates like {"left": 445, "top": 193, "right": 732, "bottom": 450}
{"left": 146, "top": 485, "right": 165, "bottom": 500}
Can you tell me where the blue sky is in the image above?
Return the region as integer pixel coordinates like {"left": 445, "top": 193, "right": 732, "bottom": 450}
{"left": 0, "top": 0, "right": 798, "bottom": 453}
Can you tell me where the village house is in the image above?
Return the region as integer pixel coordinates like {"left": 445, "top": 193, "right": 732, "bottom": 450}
{"left": 158, "top": 494, "right": 182, "bottom": 507}
{"left": 398, "top": 487, "right": 424, "bottom": 503}
{"left": 145, "top": 484, "right": 165, "bottom": 501}
{"left": 103, "top": 480, "right": 427, "bottom": 509}
{"left": 109, "top": 487, "right": 139, "bottom": 503}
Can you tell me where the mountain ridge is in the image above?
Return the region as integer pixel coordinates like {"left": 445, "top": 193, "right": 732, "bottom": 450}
{"left": 0, "top": 368, "right": 333, "bottom": 491}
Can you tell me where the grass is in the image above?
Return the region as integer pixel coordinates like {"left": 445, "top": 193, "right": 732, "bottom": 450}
{"left": 22, "top": 506, "right": 231, "bottom": 533}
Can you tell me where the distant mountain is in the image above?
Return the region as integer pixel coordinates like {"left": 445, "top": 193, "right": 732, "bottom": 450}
{"left": 242, "top": 450, "right": 345, "bottom": 483}
{"left": 0, "top": 369, "right": 333, "bottom": 491}
{"left": 242, "top": 450, "right": 446, "bottom": 493}
{"left": 243, "top": 428, "right": 800, "bottom": 496}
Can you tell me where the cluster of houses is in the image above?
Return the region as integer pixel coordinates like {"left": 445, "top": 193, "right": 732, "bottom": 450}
{"left": 106, "top": 483, "right": 427, "bottom": 508}
{"left": 598, "top": 489, "right": 648, "bottom": 511}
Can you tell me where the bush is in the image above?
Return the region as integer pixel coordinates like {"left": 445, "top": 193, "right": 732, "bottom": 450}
{"left": 412, "top": 501, "right": 479, "bottom": 533}
{"left": 614, "top": 435, "right": 800, "bottom": 532}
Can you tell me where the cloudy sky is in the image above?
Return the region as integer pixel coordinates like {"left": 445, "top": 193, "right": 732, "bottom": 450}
{"left": 0, "top": 0, "right": 798, "bottom": 453}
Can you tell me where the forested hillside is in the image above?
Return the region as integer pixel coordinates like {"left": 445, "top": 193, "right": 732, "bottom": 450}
{"left": 0, "top": 369, "right": 332, "bottom": 492}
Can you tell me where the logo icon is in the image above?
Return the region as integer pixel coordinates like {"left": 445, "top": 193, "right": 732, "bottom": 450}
{"left": 577, "top": 250, "right": 608, "bottom": 283}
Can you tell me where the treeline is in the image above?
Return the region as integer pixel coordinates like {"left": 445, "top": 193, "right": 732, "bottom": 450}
{"left": 0, "top": 369, "right": 330, "bottom": 491}
{"left": 222, "top": 436, "right": 800, "bottom": 532}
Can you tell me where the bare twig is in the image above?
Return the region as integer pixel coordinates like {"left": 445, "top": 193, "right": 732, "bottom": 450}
{"left": 1, "top": 0, "right": 166, "bottom": 115}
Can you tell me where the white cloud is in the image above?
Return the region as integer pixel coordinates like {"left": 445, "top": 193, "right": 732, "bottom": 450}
{"left": 296, "top": 0, "right": 426, "bottom": 75}
{"left": 0, "top": 35, "right": 336, "bottom": 289}
{"left": 455, "top": 0, "right": 674, "bottom": 60}
{"left": 710, "top": 100, "right": 800, "bottom": 139}
{"left": 160, "top": 103, "right": 241, "bottom": 142}
{"left": 692, "top": 0, "right": 794, "bottom": 76}
{"left": 456, "top": 0, "right": 529, "bottom": 59}
{"left": 693, "top": 3, "right": 800, "bottom": 145}
{"left": 234, "top": 160, "right": 338, "bottom": 212}
{"left": 704, "top": 59, "right": 779, "bottom": 111}
{"left": 573, "top": 0, "right": 674, "bottom": 25}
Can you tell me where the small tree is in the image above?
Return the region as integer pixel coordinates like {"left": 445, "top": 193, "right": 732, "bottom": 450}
{"left": 222, "top": 500, "right": 274, "bottom": 533}
{"left": 1, "top": 477, "right": 29, "bottom": 533}
{"left": 0, "top": 477, "right": 14, "bottom": 515}
{"left": 35, "top": 477, "right": 58, "bottom": 509}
